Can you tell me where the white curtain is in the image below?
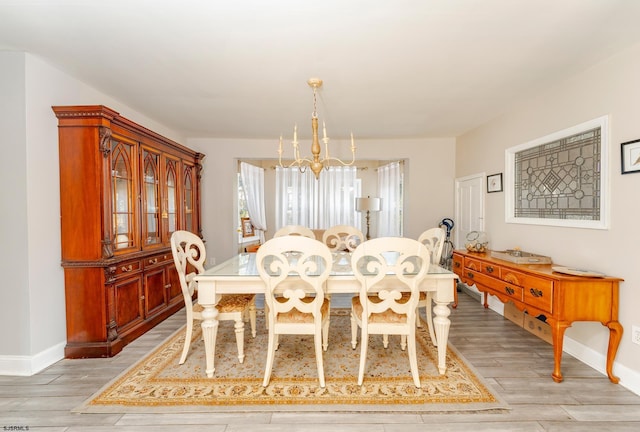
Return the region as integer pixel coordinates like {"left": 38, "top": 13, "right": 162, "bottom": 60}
{"left": 276, "top": 166, "right": 358, "bottom": 230}
{"left": 240, "top": 162, "right": 267, "bottom": 243}
{"left": 377, "top": 161, "right": 402, "bottom": 237}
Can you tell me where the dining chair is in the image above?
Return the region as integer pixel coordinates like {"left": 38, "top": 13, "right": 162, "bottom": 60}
{"left": 321, "top": 224, "right": 365, "bottom": 252}
{"left": 256, "top": 235, "right": 333, "bottom": 387}
{"left": 350, "top": 237, "right": 430, "bottom": 388}
{"left": 415, "top": 227, "right": 445, "bottom": 346}
{"left": 170, "top": 230, "right": 257, "bottom": 365}
{"left": 273, "top": 225, "right": 316, "bottom": 239}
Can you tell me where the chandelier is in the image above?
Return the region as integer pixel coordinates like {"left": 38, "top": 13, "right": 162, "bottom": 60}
{"left": 278, "top": 78, "right": 356, "bottom": 179}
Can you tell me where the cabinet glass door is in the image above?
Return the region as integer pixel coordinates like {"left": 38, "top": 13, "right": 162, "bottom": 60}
{"left": 183, "top": 163, "right": 195, "bottom": 233}
{"left": 142, "top": 148, "right": 161, "bottom": 247}
{"left": 111, "top": 139, "right": 136, "bottom": 251}
{"left": 165, "top": 158, "right": 178, "bottom": 241}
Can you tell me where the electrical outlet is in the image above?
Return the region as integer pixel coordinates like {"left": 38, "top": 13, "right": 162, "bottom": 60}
{"left": 633, "top": 326, "right": 640, "bottom": 345}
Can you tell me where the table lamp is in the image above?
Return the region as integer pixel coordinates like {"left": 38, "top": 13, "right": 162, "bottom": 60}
{"left": 356, "top": 196, "right": 381, "bottom": 240}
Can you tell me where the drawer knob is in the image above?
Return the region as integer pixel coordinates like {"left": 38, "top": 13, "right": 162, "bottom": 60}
{"left": 466, "top": 272, "right": 474, "bottom": 279}
{"left": 485, "top": 266, "right": 494, "bottom": 273}
{"left": 505, "top": 286, "right": 515, "bottom": 295}
{"left": 121, "top": 265, "right": 132, "bottom": 272}
{"left": 530, "top": 288, "right": 543, "bottom": 298}
{"left": 454, "top": 261, "right": 461, "bottom": 268}
{"left": 148, "top": 258, "right": 158, "bottom": 264}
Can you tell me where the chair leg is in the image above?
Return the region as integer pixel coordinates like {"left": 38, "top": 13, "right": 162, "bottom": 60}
{"left": 179, "top": 318, "right": 194, "bottom": 365}
{"left": 234, "top": 317, "right": 246, "bottom": 363}
{"left": 350, "top": 313, "right": 358, "bottom": 349}
{"left": 314, "top": 330, "right": 326, "bottom": 388}
{"left": 400, "top": 334, "right": 407, "bottom": 351}
{"left": 249, "top": 301, "right": 257, "bottom": 338}
{"left": 407, "top": 327, "right": 421, "bottom": 388}
{"left": 383, "top": 334, "right": 389, "bottom": 349}
{"left": 425, "top": 293, "right": 438, "bottom": 346}
{"left": 357, "top": 332, "right": 368, "bottom": 386}
{"left": 263, "top": 329, "right": 277, "bottom": 387}
{"left": 322, "top": 316, "right": 330, "bottom": 352}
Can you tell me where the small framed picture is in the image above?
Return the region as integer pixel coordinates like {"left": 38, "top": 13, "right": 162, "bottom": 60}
{"left": 241, "top": 217, "right": 254, "bottom": 237}
{"left": 621, "top": 139, "right": 640, "bottom": 174}
{"left": 487, "top": 173, "right": 503, "bottom": 193}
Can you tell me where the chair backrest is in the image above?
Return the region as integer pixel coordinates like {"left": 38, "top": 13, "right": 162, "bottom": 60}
{"left": 273, "top": 225, "right": 316, "bottom": 239}
{"left": 256, "top": 235, "right": 332, "bottom": 320}
{"left": 170, "top": 230, "right": 206, "bottom": 300}
{"left": 351, "top": 237, "right": 430, "bottom": 322}
{"left": 418, "top": 227, "right": 445, "bottom": 265}
{"left": 322, "top": 224, "right": 365, "bottom": 252}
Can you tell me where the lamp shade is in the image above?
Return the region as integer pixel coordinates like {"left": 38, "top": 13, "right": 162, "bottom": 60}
{"left": 356, "top": 197, "right": 381, "bottom": 212}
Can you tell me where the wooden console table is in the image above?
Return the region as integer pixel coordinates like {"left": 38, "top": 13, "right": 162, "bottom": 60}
{"left": 452, "top": 250, "right": 623, "bottom": 383}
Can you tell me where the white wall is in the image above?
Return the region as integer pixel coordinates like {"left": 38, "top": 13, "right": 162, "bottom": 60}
{"left": 456, "top": 41, "right": 640, "bottom": 393}
{"left": 0, "top": 52, "right": 184, "bottom": 375}
{"left": 0, "top": 52, "right": 30, "bottom": 361}
{"left": 187, "top": 137, "right": 456, "bottom": 264}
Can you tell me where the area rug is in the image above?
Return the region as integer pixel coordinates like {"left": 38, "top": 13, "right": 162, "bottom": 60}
{"left": 75, "top": 310, "right": 508, "bottom": 413}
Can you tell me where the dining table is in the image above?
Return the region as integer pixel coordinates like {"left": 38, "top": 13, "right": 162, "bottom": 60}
{"left": 194, "top": 251, "right": 459, "bottom": 378}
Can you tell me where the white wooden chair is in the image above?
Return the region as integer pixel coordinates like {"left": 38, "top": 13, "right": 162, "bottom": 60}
{"left": 256, "top": 235, "right": 333, "bottom": 387}
{"left": 416, "top": 227, "right": 445, "bottom": 346}
{"left": 273, "top": 225, "right": 316, "bottom": 239}
{"left": 321, "top": 224, "right": 365, "bottom": 252}
{"left": 170, "top": 230, "right": 257, "bottom": 365}
{"left": 350, "top": 237, "right": 430, "bottom": 388}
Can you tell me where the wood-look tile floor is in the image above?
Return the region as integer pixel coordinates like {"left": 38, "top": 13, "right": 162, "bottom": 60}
{"left": 2, "top": 289, "right": 639, "bottom": 431}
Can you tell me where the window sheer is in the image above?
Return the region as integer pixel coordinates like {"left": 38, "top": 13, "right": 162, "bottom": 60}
{"left": 377, "top": 161, "right": 403, "bottom": 237}
{"left": 240, "top": 162, "right": 267, "bottom": 243}
{"left": 275, "top": 166, "right": 360, "bottom": 230}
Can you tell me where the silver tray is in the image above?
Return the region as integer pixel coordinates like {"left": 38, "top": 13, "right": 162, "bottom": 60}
{"left": 490, "top": 250, "right": 552, "bottom": 264}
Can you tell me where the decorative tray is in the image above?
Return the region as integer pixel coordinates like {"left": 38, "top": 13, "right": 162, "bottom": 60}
{"left": 490, "top": 250, "right": 552, "bottom": 264}
{"left": 551, "top": 266, "right": 605, "bottom": 277}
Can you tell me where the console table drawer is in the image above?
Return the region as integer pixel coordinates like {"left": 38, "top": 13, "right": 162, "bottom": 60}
{"left": 466, "top": 257, "right": 501, "bottom": 277}
{"left": 523, "top": 280, "right": 554, "bottom": 314}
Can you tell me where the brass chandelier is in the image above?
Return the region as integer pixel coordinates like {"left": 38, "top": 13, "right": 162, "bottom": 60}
{"left": 278, "top": 78, "right": 356, "bottom": 179}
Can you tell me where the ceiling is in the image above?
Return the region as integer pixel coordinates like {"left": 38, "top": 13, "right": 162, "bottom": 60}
{"left": 3, "top": 0, "right": 640, "bottom": 142}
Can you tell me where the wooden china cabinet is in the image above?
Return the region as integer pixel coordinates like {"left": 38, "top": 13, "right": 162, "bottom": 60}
{"left": 53, "top": 105, "right": 204, "bottom": 358}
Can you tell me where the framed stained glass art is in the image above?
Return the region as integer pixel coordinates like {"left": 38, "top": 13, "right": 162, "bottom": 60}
{"left": 505, "top": 116, "right": 609, "bottom": 230}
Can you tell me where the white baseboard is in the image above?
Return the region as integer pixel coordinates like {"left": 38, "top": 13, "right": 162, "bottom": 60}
{"left": 0, "top": 341, "right": 65, "bottom": 376}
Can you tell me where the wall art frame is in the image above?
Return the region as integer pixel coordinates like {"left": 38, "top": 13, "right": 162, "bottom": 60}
{"left": 621, "top": 138, "right": 640, "bottom": 174}
{"left": 241, "top": 217, "right": 254, "bottom": 237}
{"left": 487, "top": 173, "right": 503, "bottom": 193}
{"left": 505, "top": 115, "right": 609, "bottom": 230}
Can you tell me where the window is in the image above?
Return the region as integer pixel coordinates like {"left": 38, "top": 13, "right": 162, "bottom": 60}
{"left": 275, "top": 166, "right": 361, "bottom": 230}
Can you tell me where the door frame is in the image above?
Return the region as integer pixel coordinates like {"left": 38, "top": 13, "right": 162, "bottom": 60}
{"left": 454, "top": 173, "right": 485, "bottom": 249}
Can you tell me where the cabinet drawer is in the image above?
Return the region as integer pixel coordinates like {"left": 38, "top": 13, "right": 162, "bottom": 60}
{"left": 523, "top": 279, "right": 554, "bottom": 314}
{"left": 144, "top": 252, "right": 173, "bottom": 269}
{"left": 452, "top": 254, "right": 464, "bottom": 273}
{"left": 465, "top": 257, "right": 500, "bottom": 277}
{"left": 468, "top": 270, "right": 523, "bottom": 302}
{"left": 114, "top": 259, "right": 142, "bottom": 278}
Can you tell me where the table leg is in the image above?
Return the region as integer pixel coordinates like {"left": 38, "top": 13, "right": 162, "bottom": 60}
{"left": 200, "top": 304, "right": 219, "bottom": 378}
{"left": 605, "top": 320, "right": 623, "bottom": 384}
{"left": 432, "top": 300, "right": 451, "bottom": 375}
{"left": 550, "top": 319, "right": 571, "bottom": 383}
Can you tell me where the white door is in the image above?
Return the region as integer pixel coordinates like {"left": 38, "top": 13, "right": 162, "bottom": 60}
{"left": 454, "top": 174, "right": 485, "bottom": 249}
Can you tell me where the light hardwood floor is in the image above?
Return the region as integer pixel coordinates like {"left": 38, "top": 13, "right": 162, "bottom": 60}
{"left": 1, "top": 289, "right": 639, "bottom": 431}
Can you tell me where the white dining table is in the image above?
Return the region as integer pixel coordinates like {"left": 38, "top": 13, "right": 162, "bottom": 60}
{"left": 194, "top": 252, "right": 458, "bottom": 378}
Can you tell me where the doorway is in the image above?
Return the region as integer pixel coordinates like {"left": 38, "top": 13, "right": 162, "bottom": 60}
{"left": 454, "top": 173, "right": 485, "bottom": 249}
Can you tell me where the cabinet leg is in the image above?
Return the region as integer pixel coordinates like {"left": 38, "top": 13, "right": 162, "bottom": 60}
{"left": 551, "top": 320, "right": 570, "bottom": 383}
{"left": 483, "top": 291, "right": 489, "bottom": 309}
{"left": 605, "top": 321, "right": 623, "bottom": 384}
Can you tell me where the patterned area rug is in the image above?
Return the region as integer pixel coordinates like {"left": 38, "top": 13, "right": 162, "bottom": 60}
{"left": 75, "top": 310, "right": 508, "bottom": 413}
